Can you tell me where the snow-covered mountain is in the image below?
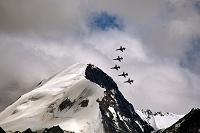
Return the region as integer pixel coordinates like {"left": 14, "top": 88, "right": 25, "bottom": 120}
{"left": 0, "top": 63, "right": 154, "bottom": 133}
{"left": 1, "top": 63, "right": 199, "bottom": 133}
{"left": 136, "top": 109, "right": 185, "bottom": 131}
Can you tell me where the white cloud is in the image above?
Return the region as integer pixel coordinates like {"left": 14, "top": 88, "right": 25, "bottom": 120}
{"left": 0, "top": 0, "right": 200, "bottom": 114}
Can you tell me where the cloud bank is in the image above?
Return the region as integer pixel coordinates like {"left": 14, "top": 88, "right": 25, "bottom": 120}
{"left": 0, "top": 0, "right": 200, "bottom": 114}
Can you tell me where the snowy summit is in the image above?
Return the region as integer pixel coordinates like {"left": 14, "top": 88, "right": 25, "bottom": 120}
{"left": 0, "top": 63, "right": 153, "bottom": 133}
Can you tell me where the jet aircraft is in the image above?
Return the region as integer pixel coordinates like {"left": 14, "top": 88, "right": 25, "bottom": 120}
{"left": 124, "top": 78, "right": 134, "bottom": 84}
{"left": 113, "top": 56, "right": 123, "bottom": 62}
{"left": 110, "top": 65, "right": 120, "bottom": 71}
{"left": 116, "top": 46, "right": 126, "bottom": 52}
{"left": 118, "top": 72, "right": 128, "bottom": 78}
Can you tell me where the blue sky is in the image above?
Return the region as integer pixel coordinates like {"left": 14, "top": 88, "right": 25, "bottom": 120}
{"left": 0, "top": 0, "right": 200, "bottom": 114}
{"left": 88, "top": 12, "right": 124, "bottom": 31}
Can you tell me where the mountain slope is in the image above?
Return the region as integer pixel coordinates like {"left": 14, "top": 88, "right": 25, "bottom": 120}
{"left": 85, "top": 64, "right": 154, "bottom": 133}
{"left": 0, "top": 63, "right": 154, "bottom": 133}
{"left": 0, "top": 64, "right": 104, "bottom": 132}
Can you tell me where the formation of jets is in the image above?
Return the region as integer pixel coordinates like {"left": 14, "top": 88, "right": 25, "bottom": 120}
{"left": 111, "top": 46, "right": 134, "bottom": 84}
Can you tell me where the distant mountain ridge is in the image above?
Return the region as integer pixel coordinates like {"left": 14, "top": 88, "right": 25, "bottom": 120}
{"left": 136, "top": 109, "right": 185, "bottom": 131}
{"left": 156, "top": 108, "right": 200, "bottom": 133}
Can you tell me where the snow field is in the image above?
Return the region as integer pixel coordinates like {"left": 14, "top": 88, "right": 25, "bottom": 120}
{"left": 0, "top": 64, "right": 105, "bottom": 133}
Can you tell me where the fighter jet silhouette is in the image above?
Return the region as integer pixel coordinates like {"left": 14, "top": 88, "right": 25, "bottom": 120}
{"left": 118, "top": 72, "right": 128, "bottom": 78}
{"left": 110, "top": 65, "right": 120, "bottom": 71}
{"left": 113, "top": 56, "right": 123, "bottom": 62}
{"left": 124, "top": 78, "right": 134, "bottom": 84}
{"left": 116, "top": 46, "right": 126, "bottom": 52}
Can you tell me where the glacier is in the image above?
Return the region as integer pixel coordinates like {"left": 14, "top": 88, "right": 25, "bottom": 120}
{"left": 0, "top": 64, "right": 105, "bottom": 132}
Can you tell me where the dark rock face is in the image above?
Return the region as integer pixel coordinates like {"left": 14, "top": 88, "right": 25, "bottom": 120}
{"left": 85, "top": 64, "right": 118, "bottom": 91}
{"left": 0, "top": 127, "right": 5, "bottom": 133}
{"left": 22, "top": 128, "right": 34, "bottom": 133}
{"left": 85, "top": 64, "right": 154, "bottom": 133}
{"left": 0, "top": 126, "right": 74, "bottom": 133}
{"left": 79, "top": 99, "right": 89, "bottom": 107}
{"left": 157, "top": 108, "right": 200, "bottom": 133}
{"left": 59, "top": 98, "right": 75, "bottom": 111}
{"left": 44, "top": 126, "right": 74, "bottom": 133}
{"left": 43, "top": 126, "right": 64, "bottom": 133}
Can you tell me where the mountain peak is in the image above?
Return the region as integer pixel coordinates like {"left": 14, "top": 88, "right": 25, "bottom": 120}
{"left": 85, "top": 64, "right": 118, "bottom": 91}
